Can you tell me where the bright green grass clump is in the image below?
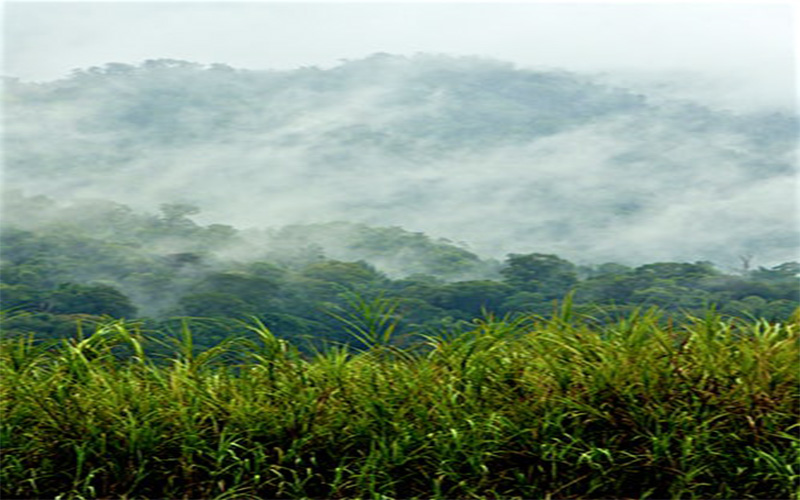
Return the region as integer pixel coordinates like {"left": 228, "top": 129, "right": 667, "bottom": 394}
{"left": 2, "top": 305, "right": 798, "bottom": 499}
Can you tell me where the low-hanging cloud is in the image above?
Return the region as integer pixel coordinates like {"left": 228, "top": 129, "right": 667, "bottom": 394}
{"left": 3, "top": 55, "right": 798, "bottom": 271}
{"left": 4, "top": 2, "right": 796, "bottom": 112}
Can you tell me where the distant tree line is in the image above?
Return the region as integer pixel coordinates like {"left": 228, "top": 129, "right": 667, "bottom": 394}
{"left": 2, "top": 194, "right": 797, "bottom": 351}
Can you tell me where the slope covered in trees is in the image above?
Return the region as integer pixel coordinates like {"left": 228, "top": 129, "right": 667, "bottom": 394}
{"left": 3, "top": 194, "right": 797, "bottom": 350}
{"left": 4, "top": 54, "right": 798, "bottom": 265}
{"left": 2, "top": 54, "right": 798, "bottom": 499}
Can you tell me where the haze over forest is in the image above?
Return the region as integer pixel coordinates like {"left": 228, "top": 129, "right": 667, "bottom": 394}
{"left": 3, "top": 5, "right": 799, "bottom": 498}
{"left": 3, "top": 53, "right": 798, "bottom": 268}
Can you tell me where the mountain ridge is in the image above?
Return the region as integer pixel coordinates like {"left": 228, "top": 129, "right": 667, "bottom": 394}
{"left": 4, "top": 53, "right": 797, "bottom": 266}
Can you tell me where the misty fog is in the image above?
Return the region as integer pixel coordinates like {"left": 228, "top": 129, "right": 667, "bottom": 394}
{"left": 3, "top": 54, "right": 798, "bottom": 268}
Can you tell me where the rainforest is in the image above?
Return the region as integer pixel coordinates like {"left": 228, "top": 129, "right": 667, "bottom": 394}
{"left": 2, "top": 52, "right": 799, "bottom": 499}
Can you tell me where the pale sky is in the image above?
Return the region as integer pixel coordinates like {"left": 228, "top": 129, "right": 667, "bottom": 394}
{"left": 2, "top": 1, "right": 799, "bottom": 110}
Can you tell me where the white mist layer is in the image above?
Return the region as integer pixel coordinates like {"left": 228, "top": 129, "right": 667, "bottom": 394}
{"left": 4, "top": 55, "right": 798, "bottom": 268}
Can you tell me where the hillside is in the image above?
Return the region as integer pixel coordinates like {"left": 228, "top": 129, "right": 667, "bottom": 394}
{"left": 4, "top": 54, "right": 798, "bottom": 265}
{"left": 2, "top": 194, "right": 797, "bottom": 348}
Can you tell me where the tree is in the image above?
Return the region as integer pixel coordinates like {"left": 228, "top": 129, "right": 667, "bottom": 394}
{"left": 500, "top": 253, "right": 578, "bottom": 298}
{"left": 300, "top": 260, "right": 386, "bottom": 290}
{"left": 45, "top": 283, "right": 137, "bottom": 318}
{"left": 633, "top": 262, "right": 719, "bottom": 287}
{"left": 575, "top": 274, "right": 638, "bottom": 303}
{"left": 499, "top": 291, "right": 548, "bottom": 314}
{"left": 191, "top": 272, "right": 281, "bottom": 311}
{"left": 158, "top": 203, "right": 200, "bottom": 229}
{"left": 630, "top": 284, "right": 709, "bottom": 310}
{"left": 178, "top": 292, "right": 256, "bottom": 318}
{"left": 0, "top": 283, "right": 43, "bottom": 310}
{"left": 431, "top": 280, "right": 513, "bottom": 316}
{"left": 749, "top": 262, "right": 800, "bottom": 282}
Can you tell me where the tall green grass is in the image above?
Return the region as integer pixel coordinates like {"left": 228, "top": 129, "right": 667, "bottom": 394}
{"left": 2, "top": 305, "right": 798, "bottom": 499}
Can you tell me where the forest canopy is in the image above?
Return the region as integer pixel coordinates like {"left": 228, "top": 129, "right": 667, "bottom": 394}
{"left": 4, "top": 55, "right": 798, "bottom": 266}
{"left": 2, "top": 193, "right": 797, "bottom": 350}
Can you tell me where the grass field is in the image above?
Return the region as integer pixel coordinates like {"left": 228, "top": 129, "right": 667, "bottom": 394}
{"left": 2, "top": 303, "right": 798, "bottom": 499}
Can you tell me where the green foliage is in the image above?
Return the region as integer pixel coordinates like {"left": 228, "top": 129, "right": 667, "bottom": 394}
{"left": 2, "top": 194, "right": 798, "bottom": 345}
{"left": 1, "top": 309, "right": 797, "bottom": 499}
{"left": 269, "top": 222, "right": 493, "bottom": 279}
{"left": 46, "top": 283, "right": 137, "bottom": 318}
{"left": 301, "top": 260, "right": 386, "bottom": 290}
{"left": 326, "top": 292, "right": 401, "bottom": 351}
{"left": 178, "top": 292, "right": 257, "bottom": 318}
{"left": 501, "top": 253, "right": 578, "bottom": 298}
{"left": 429, "top": 280, "right": 514, "bottom": 316}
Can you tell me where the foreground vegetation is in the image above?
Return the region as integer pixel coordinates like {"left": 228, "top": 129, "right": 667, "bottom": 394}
{"left": 2, "top": 302, "right": 798, "bottom": 499}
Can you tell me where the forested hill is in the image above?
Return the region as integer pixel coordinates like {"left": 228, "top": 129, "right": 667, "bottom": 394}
{"left": 2, "top": 194, "right": 798, "bottom": 349}
{"left": 4, "top": 54, "right": 798, "bottom": 265}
